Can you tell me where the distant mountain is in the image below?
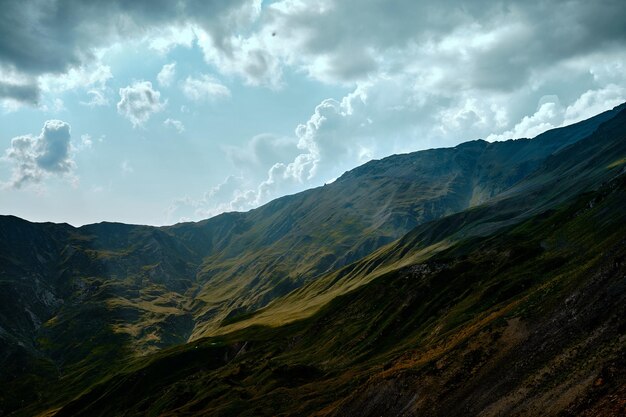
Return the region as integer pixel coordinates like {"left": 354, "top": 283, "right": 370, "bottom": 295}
{"left": 1, "top": 103, "right": 625, "bottom": 416}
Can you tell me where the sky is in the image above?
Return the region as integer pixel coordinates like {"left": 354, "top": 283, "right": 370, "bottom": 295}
{"left": 1, "top": 0, "right": 626, "bottom": 226}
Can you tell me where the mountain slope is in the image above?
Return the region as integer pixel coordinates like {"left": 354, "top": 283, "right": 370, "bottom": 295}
{"left": 208, "top": 104, "right": 626, "bottom": 335}
{"left": 46, "top": 124, "right": 626, "bottom": 417}
{"left": 0, "top": 103, "right": 625, "bottom": 416}
{"left": 176, "top": 103, "right": 625, "bottom": 337}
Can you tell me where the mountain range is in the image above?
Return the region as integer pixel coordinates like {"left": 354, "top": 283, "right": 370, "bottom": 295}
{"left": 1, "top": 103, "right": 625, "bottom": 416}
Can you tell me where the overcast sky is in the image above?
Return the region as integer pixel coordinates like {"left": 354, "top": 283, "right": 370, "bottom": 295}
{"left": 1, "top": 0, "right": 625, "bottom": 226}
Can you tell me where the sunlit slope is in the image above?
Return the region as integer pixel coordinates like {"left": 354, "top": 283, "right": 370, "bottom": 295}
{"left": 177, "top": 104, "right": 624, "bottom": 336}
{"left": 208, "top": 104, "right": 626, "bottom": 336}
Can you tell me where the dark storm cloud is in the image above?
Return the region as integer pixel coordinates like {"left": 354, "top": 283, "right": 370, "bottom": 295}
{"left": 264, "top": 0, "right": 626, "bottom": 87}
{"left": 2, "top": 0, "right": 625, "bottom": 97}
{"left": 0, "top": 0, "right": 256, "bottom": 100}
{"left": 0, "top": 80, "right": 39, "bottom": 104}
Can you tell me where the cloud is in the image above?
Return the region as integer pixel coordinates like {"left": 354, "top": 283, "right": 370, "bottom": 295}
{"left": 0, "top": 0, "right": 257, "bottom": 75}
{"left": 0, "top": 0, "right": 258, "bottom": 101}
{"left": 3, "top": 0, "right": 626, "bottom": 98}
{"left": 0, "top": 66, "right": 40, "bottom": 108}
{"left": 164, "top": 118, "right": 185, "bottom": 133}
{"left": 167, "top": 175, "right": 258, "bottom": 222}
{"left": 41, "top": 98, "right": 66, "bottom": 113}
{"left": 249, "top": 0, "right": 626, "bottom": 86}
{"left": 224, "top": 134, "right": 299, "bottom": 176}
{"left": 2, "top": 0, "right": 626, "bottom": 96}
{"left": 2, "top": 120, "right": 75, "bottom": 188}
{"left": 0, "top": 80, "right": 40, "bottom": 105}
{"left": 183, "top": 0, "right": 626, "bottom": 90}
{"left": 563, "top": 84, "right": 626, "bottom": 125}
{"left": 195, "top": 28, "right": 284, "bottom": 87}
{"left": 157, "top": 62, "right": 176, "bottom": 87}
{"left": 181, "top": 74, "right": 230, "bottom": 101}
{"left": 486, "top": 84, "right": 626, "bottom": 141}
{"left": 79, "top": 134, "right": 93, "bottom": 149}
{"left": 40, "top": 63, "right": 112, "bottom": 93}
{"left": 80, "top": 89, "right": 109, "bottom": 107}
{"left": 117, "top": 81, "right": 165, "bottom": 127}
{"left": 39, "top": 62, "right": 113, "bottom": 108}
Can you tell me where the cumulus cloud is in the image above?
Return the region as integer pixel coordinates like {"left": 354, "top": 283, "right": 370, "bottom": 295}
{"left": 562, "top": 84, "right": 626, "bottom": 125}
{"left": 181, "top": 74, "right": 230, "bottom": 101}
{"left": 2, "top": 120, "right": 75, "bottom": 188}
{"left": 117, "top": 81, "right": 165, "bottom": 127}
{"left": 487, "top": 84, "right": 626, "bottom": 141}
{"left": 157, "top": 62, "right": 176, "bottom": 87}
{"left": 164, "top": 118, "right": 185, "bottom": 133}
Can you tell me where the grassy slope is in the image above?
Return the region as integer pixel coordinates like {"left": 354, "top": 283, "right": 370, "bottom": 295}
{"left": 207, "top": 105, "right": 626, "bottom": 336}
{"left": 44, "top": 152, "right": 626, "bottom": 417}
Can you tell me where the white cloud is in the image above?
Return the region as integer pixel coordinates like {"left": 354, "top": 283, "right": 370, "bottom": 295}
{"left": 2, "top": 120, "right": 76, "bottom": 188}
{"left": 157, "top": 62, "right": 177, "bottom": 87}
{"left": 195, "top": 28, "right": 284, "bottom": 87}
{"left": 164, "top": 118, "right": 185, "bottom": 133}
{"left": 117, "top": 81, "right": 166, "bottom": 127}
{"left": 487, "top": 84, "right": 626, "bottom": 141}
{"left": 563, "top": 84, "right": 626, "bottom": 125}
{"left": 79, "top": 134, "right": 93, "bottom": 150}
{"left": 181, "top": 74, "right": 230, "bottom": 101}
{"left": 167, "top": 175, "right": 259, "bottom": 222}
{"left": 224, "top": 134, "right": 299, "bottom": 177}
{"left": 41, "top": 62, "right": 113, "bottom": 109}
{"left": 487, "top": 98, "right": 564, "bottom": 141}
{"left": 40, "top": 63, "right": 112, "bottom": 93}
{"left": 81, "top": 89, "right": 109, "bottom": 107}
{"left": 41, "top": 98, "right": 66, "bottom": 113}
{"left": 148, "top": 26, "right": 196, "bottom": 54}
